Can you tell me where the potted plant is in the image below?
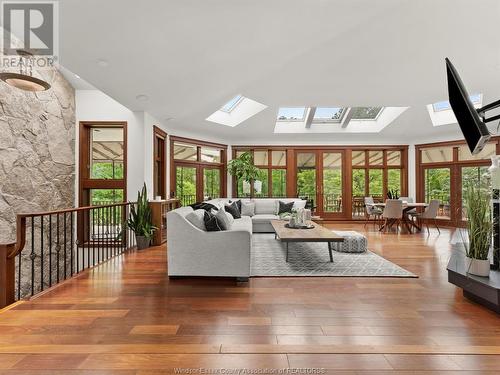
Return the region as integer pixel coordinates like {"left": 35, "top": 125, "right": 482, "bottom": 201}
{"left": 228, "top": 152, "right": 261, "bottom": 198}
{"left": 462, "top": 184, "right": 492, "bottom": 277}
{"left": 125, "top": 183, "right": 157, "bottom": 250}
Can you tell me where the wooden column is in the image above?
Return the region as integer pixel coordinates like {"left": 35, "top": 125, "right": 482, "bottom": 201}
{"left": 0, "top": 243, "right": 16, "bottom": 309}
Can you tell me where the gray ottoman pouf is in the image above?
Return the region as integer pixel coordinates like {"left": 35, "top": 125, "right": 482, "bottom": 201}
{"left": 331, "top": 231, "right": 367, "bottom": 253}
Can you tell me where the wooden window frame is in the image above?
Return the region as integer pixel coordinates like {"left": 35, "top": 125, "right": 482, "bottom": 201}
{"left": 231, "top": 147, "right": 288, "bottom": 198}
{"left": 79, "top": 121, "right": 127, "bottom": 207}
{"left": 153, "top": 126, "right": 167, "bottom": 199}
{"left": 170, "top": 136, "right": 227, "bottom": 202}
{"left": 415, "top": 137, "right": 500, "bottom": 227}
{"left": 232, "top": 145, "right": 408, "bottom": 220}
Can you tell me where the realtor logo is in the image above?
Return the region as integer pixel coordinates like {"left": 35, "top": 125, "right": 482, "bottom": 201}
{"left": 2, "top": 1, "right": 58, "bottom": 58}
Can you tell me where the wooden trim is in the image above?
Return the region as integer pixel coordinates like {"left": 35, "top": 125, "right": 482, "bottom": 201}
{"left": 78, "top": 121, "right": 127, "bottom": 206}
{"left": 153, "top": 126, "right": 167, "bottom": 199}
{"left": 170, "top": 136, "right": 227, "bottom": 202}
{"left": 232, "top": 144, "right": 409, "bottom": 150}
{"left": 170, "top": 135, "right": 227, "bottom": 150}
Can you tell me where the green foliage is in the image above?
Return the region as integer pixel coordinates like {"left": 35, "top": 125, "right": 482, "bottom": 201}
{"left": 387, "top": 189, "right": 399, "bottom": 199}
{"left": 228, "top": 152, "right": 260, "bottom": 183}
{"left": 125, "top": 183, "right": 156, "bottom": 239}
{"left": 425, "top": 168, "right": 451, "bottom": 204}
{"left": 463, "top": 184, "right": 492, "bottom": 260}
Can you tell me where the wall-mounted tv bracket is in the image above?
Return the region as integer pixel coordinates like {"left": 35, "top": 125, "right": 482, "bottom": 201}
{"left": 477, "top": 99, "right": 500, "bottom": 123}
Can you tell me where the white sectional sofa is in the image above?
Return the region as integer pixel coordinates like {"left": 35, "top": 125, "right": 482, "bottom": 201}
{"left": 167, "top": 198, "right": 306, "bottom": 279}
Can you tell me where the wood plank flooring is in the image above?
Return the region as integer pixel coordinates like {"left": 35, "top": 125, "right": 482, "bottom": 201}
{"left": 0, "top": 224, "right": 499, "bottom": 374}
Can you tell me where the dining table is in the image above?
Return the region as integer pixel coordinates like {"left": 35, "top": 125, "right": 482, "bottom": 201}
{"left": 366, "top": 202, "right": 428, "bottom": 233}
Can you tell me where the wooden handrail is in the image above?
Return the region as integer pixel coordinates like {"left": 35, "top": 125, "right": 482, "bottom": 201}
{"left": 0, "top": 201, "right": 138, "bottom": 309}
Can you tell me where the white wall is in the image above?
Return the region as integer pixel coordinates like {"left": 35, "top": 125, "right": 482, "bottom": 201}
{"left": 75, "top": 90, "right": 145, "bottom": 202}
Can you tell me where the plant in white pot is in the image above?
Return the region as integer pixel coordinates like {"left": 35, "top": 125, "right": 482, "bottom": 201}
{"left": 124, "top": 183, "right": 157, "bottom": 250}
{"left": 228, "top": 152, "right": 260, "bottom": 198}
{"left": 462, "top": 184, "right": 492, "bottom": 277}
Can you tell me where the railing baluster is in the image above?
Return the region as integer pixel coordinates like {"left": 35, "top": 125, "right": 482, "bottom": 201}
{"left": 17, "top": 253, "right": 21, "bottom": 300}
{"left": 70, "top": 211, "right": 74, "bottom": 276}
{"left": 30, "top": 218, "right": 35, "bottom": 296}
{"left": 92, "top": 208, "right": 96, "bottom": 266}
{"left": 56, "top": 213, "right": 60, "bottom": 284}
{"left": 63, "top": 212, "right": 67, "bottom": 279}
{"left": 40, "top": 215, "right": 44, "bottom": 292}
{"left": 87, "top": 210, "right": 90, "bottom": 269}
{"left": 49, "top": 215, "right": 52, "bottom": 287}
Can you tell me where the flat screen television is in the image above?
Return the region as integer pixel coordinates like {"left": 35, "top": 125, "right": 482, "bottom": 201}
{"left": 446, "top": 58, "right": 490, "bottom": 154}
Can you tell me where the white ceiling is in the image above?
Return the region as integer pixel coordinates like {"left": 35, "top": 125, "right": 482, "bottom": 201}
{"left": 57, "top": 0, "right": 500, "bottom": 144}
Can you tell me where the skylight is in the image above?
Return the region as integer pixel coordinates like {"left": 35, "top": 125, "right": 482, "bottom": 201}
{"left": 206, "top": 96, "right": 267, "bottom": 127}
{"left": 220, "top": 94, "right": 243, "bottom": 113}
{"left": 313, "top": 107, "right": 346, "bottom": 122}
{"left": 350, "top": 107, "right": 383, "bottom": 120}
{"left": 277, "top": 107, "right": 306, "bottom": 121}
{"left": 432, "top": 94, "right": 482, "bottom": 112}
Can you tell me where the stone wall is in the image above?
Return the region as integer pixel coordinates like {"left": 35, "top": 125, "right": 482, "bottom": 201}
{"left": 0, "top": 53, "right": 75, "bottom": 297}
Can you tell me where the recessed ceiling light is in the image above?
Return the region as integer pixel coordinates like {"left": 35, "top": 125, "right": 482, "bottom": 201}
{"left": 96, "top": 59, "right": 109, "bottom": 67}
{"left": 136, "top": 94, "right": 149, "bottom": 102}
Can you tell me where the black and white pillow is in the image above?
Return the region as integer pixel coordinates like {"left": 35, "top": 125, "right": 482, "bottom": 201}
{"left": 225, "top": 201, "right": 241, "bottom": 219}
{"left": 204, "top": 210, "right": 228, "bottom": 231}
{"left": 278, "top": 201, "right": 294, "bottom": 215}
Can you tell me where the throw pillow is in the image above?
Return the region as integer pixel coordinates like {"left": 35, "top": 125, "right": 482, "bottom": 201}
{"left": 225, "top": 201, "right": 241, "bottom": 219}
{"left": 185, "top": 209, "right": 206, "bottom": 231}
{"left": 278, "top": 201, "right": 294, "bottom": 215}
{"left": 217, "top": 209, "right": 232, "bottom": 230}
{"left": 203, "top": 210, "right": 226, "bottom": 231}
{"left": 229, "top": 199, "right": 242, "bottom": 213}
{"left": 223, "top": 208, "right": 235, "bottom": 225}
{"left": 189, "top": 202, "right": 219, "bottom": 211}
{"left": 240, "top": 201, "right": 255, "bottom": 217}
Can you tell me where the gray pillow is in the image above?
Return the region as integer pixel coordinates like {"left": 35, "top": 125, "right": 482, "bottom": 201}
{"left": 185, "top": 209, "right": 206, "bottom": 231}
{"left": 216, "top": 209, "right": 232, "bottom": 230}
{"left": 240, "top": 201, "right": 255, "bottom": 217}
{"left": 223, "top": 208, "right": 235, "bottom": 226}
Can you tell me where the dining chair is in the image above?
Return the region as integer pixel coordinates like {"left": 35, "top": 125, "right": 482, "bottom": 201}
{"left": 410, "top": 199, "right": 440, "bottom": 234}
{"left": 399, "top": 197, "right": 416, "bottom": 214}
{"left": 364, "top": 196, "right": 382, "bottom": 228}
{"left": 381, "top": 199, "right": 403, "bottom": 233}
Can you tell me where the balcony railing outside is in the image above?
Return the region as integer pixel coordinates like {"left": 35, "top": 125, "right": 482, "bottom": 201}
{"left": 0, "top": 202, "right": 137, "bottom": 308}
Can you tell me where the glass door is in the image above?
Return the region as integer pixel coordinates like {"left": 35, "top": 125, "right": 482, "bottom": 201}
{"left": 296, "top": 151, "right": 345, "bottom": 218}
{"left": 321, "top": 152, "right": 344, "bottom": 217}
{"left": 175, "top": 165, "right": 197, "bottom": 206}
{"left": 203, "top": 167, "right": 221, "bottom": 201}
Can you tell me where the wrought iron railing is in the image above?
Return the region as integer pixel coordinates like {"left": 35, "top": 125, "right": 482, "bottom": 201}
{"left": 0, "top": 202, "right": 136, "bottom": 308}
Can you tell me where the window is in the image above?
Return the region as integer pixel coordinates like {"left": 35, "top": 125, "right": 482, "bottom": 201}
{"left": 79, "top": 122, "right": 127, "bottom": 207}
{"left": 369, "top": 169, "right": 383, "bottom": 197}
{"left": 297, "top": 153, "right": 316, "bottom": 198}
{"left": 421, "top": 146, "right": 453, "bottom": 163}
{"left": 350, "top": 107, "right": 383, "bottom": 120}
{"left": 461, "top": 166, "right": 490, "bottom": 219}
{"left": 352, "top": 150, "right": 365, "bottom": 166}
{"left": 200, "top": 147, "right": 221, "bottom": 163}
{"left": 174, "top": 142, "right": 197, "bottom": 161}
{"left": 220, "top": 94, "right": 243, "bottom": 113}
{"left": 153, "top": 126, "right": 167, "bottom": 199}
{"left": 432, "top": 93, "right": 482, "bottom": 112}
{"left": 322, "top": 153, "right": 343, "bottom": 212}
{"left": 170, "top": 137, "right": 226, "bottom": 204}
{"left": 369, "top": 150, "right": 383, "bottom": 166}
{"left": 90, "top": 128, "right": 124, "bottom": 179}
{"left": 387, "top": 150, "right": 401, "bottom": 166}
{"left": 233, "top": 148, "right": 287, "bottom": 198}
{"left": 272, "top": 150, "right": 286, "bottom": 166}
{"left": 388, "top": 169, "right": 401, "bottom": 193}
{"left": 271, "top": 169, "right": 287, "bottom": 198}
{"left": 458, "top": 142, "right": 496, "bottom": 161}
{"left": 424, "top": 168, "right": 451, "bottom": 219}
{"left": 313, "top": 107, "right": 346, "bottom": 123}
{"left": 277, "top": 107, "right": 306, "bottom": 121}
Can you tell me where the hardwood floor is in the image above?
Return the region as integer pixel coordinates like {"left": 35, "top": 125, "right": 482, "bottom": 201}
{"left": 0, "top": 224, "right": 499, "bottom": 374}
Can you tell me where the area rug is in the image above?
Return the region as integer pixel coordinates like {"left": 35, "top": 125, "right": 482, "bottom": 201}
{"left": 250, "top": 233, "right": 417, "bottom": 278}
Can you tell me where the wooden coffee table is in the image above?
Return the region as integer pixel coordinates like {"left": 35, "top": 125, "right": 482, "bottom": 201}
{"left": 270, "top": 220, "right": 344, "bottom": 262}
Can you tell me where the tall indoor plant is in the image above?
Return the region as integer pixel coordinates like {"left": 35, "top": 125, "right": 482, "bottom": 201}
{"left": 462, "top": 184, "right": 492, "bottom": 277}
{"left": 125, "top": 183, "right": 156, "bottom": 250}
{"left": 228, "top": 152, "right": 260, "bottom": 198}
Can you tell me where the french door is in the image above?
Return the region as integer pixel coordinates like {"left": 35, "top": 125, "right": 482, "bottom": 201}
{"left": 174, "top": 164, "right": 223, "bottom": 206}
{"left": 296, "top": 150, "right": 345, "bottom": 219}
